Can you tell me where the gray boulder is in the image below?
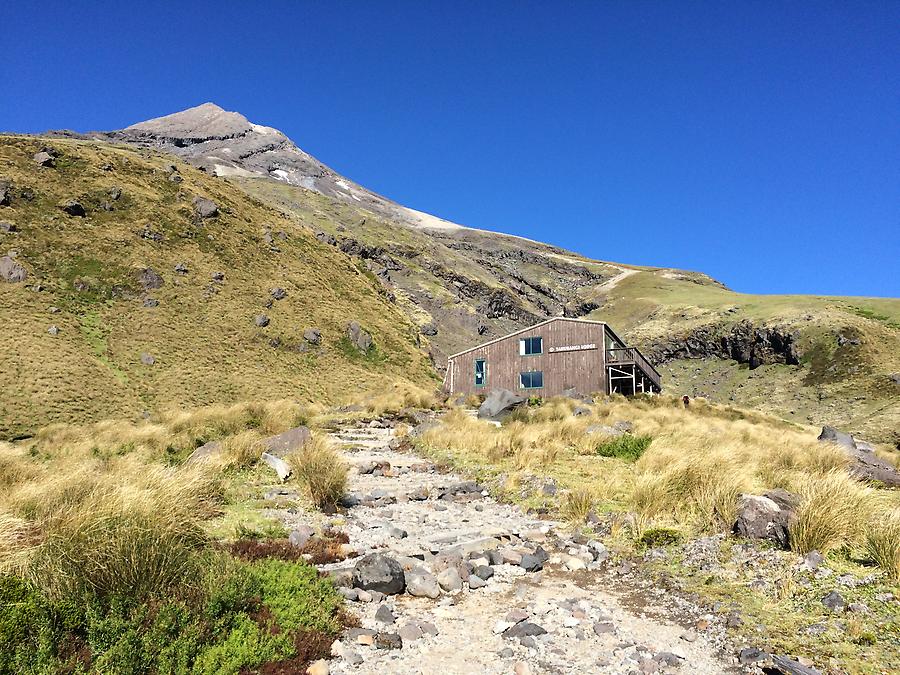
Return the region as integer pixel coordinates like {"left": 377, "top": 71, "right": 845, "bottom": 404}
{"left": 186, "top": 440, "right": 222, "bottom": 463}
{"left": 770, "top": 655, "right": 822, "bottom": 675}
{"left": 0, "top": 222, "right": 15, "bottom": 233}
{"left": 732, "top": 493, "right": 793, "bottom": 549}
{"left": 436, "top": 567, "right": 463, "bottom": 592}
{"left": 347, "top": 321, "right": 373, "bottom": 352}
{"left": 33, "top": 150, "right": 55, "bottom": 167}
{"left": 818, "top": 425, "right": 900, "bottom": 487}
{"left": 47, "top": 325, "right": 59, "bottom": 336}
{"left": 405, "top": 570, "right": 441, "bottom": 599}
{"left": 502, "top": 622, "right": 547, "bottom": 639}
{"left": 0, "top": 256, "right": 27, "bottom": 283}
{"left": 193, "top": 196, "right": 218, "bottom": 218}
{"left": 477, "top": 389, "right": 525, "bottom": 420}
{"left": 0, "top": 179, "right": 11, "bottom": 206}
{"left": 289, "top": 525, "right": 315, "bottom": 548}
{"left": 254, "top": 314, "right": 270, "bottom": 327}
{"left": 352, "top": 554, "right": 406, "bottom": 595}
{"left": 822, "top": 590, "right": 845, "bottom": 612}
{"left": 270, "top": 287, "right": 287, "bottom": 300}
{"left": 303, "top": 328, "right": 322, "bottom": 345}
{"left": 140, "top": 353, "right": 155, "bottom": 366}
{"left": 261, "top": 426, "right": 311, "bottom": 455}
{"left": 136, "top": 267, "right": 164, "bottom": 290}
{"left": 817, "top": 426, "right": 856, "bottom": 450}
{"left": 260, "top": 452, "right": 292, "bottom": 481}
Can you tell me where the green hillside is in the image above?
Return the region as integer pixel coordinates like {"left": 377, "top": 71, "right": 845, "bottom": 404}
{"left": 0, "top": 136, "right": 436, "bottom": 438}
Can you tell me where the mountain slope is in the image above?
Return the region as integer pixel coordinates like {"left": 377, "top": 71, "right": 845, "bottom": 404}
{"left": 0, "top": 135, "right": 435, "bottom": 437}
{"left": 35, "top": 104, "right": 900, "bottom": 443}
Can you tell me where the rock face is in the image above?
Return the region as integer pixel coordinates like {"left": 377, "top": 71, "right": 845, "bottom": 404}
{"left": 192, "top": 196, "right": 218, "bottom": 218}
{"left": 347, "top": 321, "right": 373, "bottom": 352}
{"left": 478, "top": 389, "right": 525, "bottom": 420}
{"left": 352, "top": 554, "right": 406, "bottom": 595}
{"left": 0, "top": 256, "right": 28, "bottom": 283}
{"left": 732, "top": 493, "right": 794, "bottom": 548}
{"left": 817, "top": 426, "right": 900, "bottom": 487}
{"left": 649, "top": 320, "right": 800, "bottom": 369}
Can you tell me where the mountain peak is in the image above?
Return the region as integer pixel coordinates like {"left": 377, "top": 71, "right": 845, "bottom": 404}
{"left": 126, "top": 102, "right": 253, "bottom": 140}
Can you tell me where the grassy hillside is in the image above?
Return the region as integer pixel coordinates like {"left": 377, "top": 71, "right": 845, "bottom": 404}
{"left": 593, "top": 271, "right": 900, "bottom": 442}
{"left": 0, "top": 136, "right": 436, "bottom": 438}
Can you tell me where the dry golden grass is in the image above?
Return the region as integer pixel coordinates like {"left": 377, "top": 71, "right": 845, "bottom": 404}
{"left": 865, "top": 509, "right": 900, "bottom": 579}
{"left": 413, "top": 395, "right": 900, "bottom": 575}
{"left": 561, "top": 487, "right": 596, "bottom": 524}
{"left": 348, "top": 382, "right": 439, "bottom": 416}
{"left": 285, "top": 434, "right": 348, "bottom": 509}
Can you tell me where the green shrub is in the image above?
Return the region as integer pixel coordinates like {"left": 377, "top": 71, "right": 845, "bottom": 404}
{"left": 638, "top": 526, "right": 682, "bottom": 548}
{"left": 252, "top": 559, "right": 343, "bottom": 634}
{"left": 596, "top": 434, "right": 653, "bottom": 461}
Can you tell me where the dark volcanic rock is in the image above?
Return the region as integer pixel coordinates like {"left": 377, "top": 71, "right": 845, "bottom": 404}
{"left": 353, "top": 554, "right": 406, "bottom": 595}
{"left": 733, "top": 493, "right": 794, "bottom": 549}
{"left": 60, "top": 200, "right": 86, "bottom": 217}
{"left": 649, "top": 320, "right": 800, "bottom": 369}
{"left": 817, "top": 426, "right": 900, "bottom": 487}
{"left": 136, "top": 267, "right": 164, "bottom": 291}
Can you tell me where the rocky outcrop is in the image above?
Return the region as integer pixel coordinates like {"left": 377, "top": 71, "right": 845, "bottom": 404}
{"left": 732, "top": 492, "right": 795, "bottom": 548}
{"left": 649, "top": 320, "right": 800, "bottom": 369}
{"left": 817, "top": 426, "right": 900, "bottom": 487}
{"left": 0, "top": 256, "right": 28, "bottom": 283}
{"left": 193, "top": 196, "right": 218, "bottom": 218}
{"left": 0, "top": 179, "right": 11, "bottom": 206}
{"left": 347, "top": 321, "right": 373, "bottom": 352}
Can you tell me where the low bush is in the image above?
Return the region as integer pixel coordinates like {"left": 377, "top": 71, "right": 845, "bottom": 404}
{"left": 595, "top": 434, "right": 653, "bottom": 461}
{"left": 638, "top": 526, "right": 682, "bottom": 548}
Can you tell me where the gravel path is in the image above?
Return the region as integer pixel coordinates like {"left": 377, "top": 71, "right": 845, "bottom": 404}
{"left": 272, "top": 422, "right": 738, "bottom": 675}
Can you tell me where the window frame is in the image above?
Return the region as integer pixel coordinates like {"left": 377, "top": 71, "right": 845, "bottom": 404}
{"left": 519, "top": 336, "right": 543, "bottom": 356}
{"left": 519, "top": 370, "right": 544, "bottom": 390}
{"left": 474, "top": 358, "right": 487, "bottom": 388}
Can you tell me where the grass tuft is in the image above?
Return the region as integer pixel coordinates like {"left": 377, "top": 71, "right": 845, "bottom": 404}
{"left": 284, "top": 435, "right": 348, "bottom": 510}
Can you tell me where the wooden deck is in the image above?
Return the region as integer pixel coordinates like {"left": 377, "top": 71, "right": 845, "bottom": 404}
{"left": 605, "top": 347, "right": 662, "bottom": 392}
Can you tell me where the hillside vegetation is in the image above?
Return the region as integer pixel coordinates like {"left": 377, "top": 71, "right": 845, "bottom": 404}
{"left": 0, "top": 136, "right": 436, "bottom": 438}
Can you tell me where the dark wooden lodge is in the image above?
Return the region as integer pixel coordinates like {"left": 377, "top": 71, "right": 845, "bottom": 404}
{"left": 444, "top": 318, "right": 661, "bottom": 398}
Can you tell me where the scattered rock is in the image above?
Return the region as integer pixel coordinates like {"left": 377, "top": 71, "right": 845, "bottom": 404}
{"left": 0, "top": 222, "right": 15, "bottom": 233}
{"left": 738, "top": 647, "right": 768, "bottom": 665}
{"left": 468, "top": 574, "right": 489, "bottom": 589}
{"left": 374, "top": 604, "right": 396, "bottom": 624}
{"left": 503, "top": 622, "right": 547, "bottom": 639}
{"left": 140, "top": 353, "right": 155, "bottom": 366}
{"left": 260, "top": 452, "right": 292, "bottom": 481}
{"left": 262, "top": 426, "right": 311, "bottom": 455}
{"left": 143, "top": 298, "right": 159, "bottom": 308}
{"left": 192, "top": 196, "right": 218, "bottom": 218}
{"left": 33, "top": 150, "right": 55, "bottom": 167}
{"left": 802, "top": 550, "right": 824, "bottom": 571}
{"left": 306, "top": 659, "right": 328, "bottom": 675}
{"left": 478, "top": 389, "right": 525, "bottom": 420}
{"left": 0, "top": 180, "right": 11, "bottom": 206}
{"left": 347, "top": 321, "right": 373, "bottom": 352}
{"left": 288, "top": 526, "right": 315, "bottom": 548}
{"left": 353, "top": 554, "right": 406, "bottom": 595}
{"left": 303, "top": 328, "right": 322, "bottom": 344}
{"left": 60, "top": 200, "right": 86, "bottom": 217}
{"left": 211, "top": 271, "right": 225, "bottom": 282}
{"left": 374, "top": 632, "right": 402, "bottom": 650}
{"left": 405, "top": 570, "right": 441, "bottom": 599}
{"left": 270, "top": 287, "right": 287, "bottom": 300}
{"left": 732, "top": 493, "right": 793, "bottom": 548}
{"left": 821, "top": 590, "right": 845, "bottom": 612}
{"left": 0, "top": 256, "right": 27, "bottom": 283}
{"left": 136, "top": 267, "right": 164, "bottom": 291}
{"left": 593, "top": 621, "right": 615, "bottom": 635}
{"left": 47, "top": 325, "right": 59, "bottom": 336}
{"left": 398, "top": 622, "right": 423, "bottom": 643}
{"left": 770, "top": 655, "right": 823, "bottom": 675}
{"left": 255, "top": 315, "right": 270, "bottom": 327}
{"left": 174, "top": 263, "right": 189, "bottom": 274}
{"left": 817, "top": 425, "right": 900, "bottom": 487}
{"left": 437, "top": 567, "right": 463, "bottom": 592}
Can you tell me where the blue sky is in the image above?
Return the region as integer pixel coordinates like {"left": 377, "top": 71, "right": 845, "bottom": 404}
{"left": 4, "top": 1, "right": 898, "bottom": 297}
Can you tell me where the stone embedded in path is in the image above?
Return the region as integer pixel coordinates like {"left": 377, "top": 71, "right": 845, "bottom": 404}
{"left": 503, "top": 622, "right": 548, "bottom": 640}
{"left": 353, "top": 554, "right": 406, "bottom": 595}
{"left": 374, "top": 604, "right": 396, "bottom": 624}
{"left": 738, "top": 647, "right": 768, "bottom": 665}
{"left": 406, "top": 570, "right": 441, "bottom": 599}
{"left": 398, "top": 622, "right": 424, "bottom": 643}
{"left": 593, "top": 621, "right": 615, "bottom": 635}
{"left": 375, "top": 632, "right": 402, "bottom": 650}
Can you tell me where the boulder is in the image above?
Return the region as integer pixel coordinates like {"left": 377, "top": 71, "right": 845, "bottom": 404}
{"left": 817, "top": 425, "right": 900, "bottom": 487}
{"left": 0, "top": 256, "right": 27, "bottom": 283}
{"left": 732, "top": 493, "right": 793, "bottom": 549}
{"left": 140, "top": 353, "right": 155, "bottom": 366}
{"left": 817, "top": 426, "right": 856, "bottom": 450}
{"left": 0, "top": 222, "right": 15, "bottom": 233}
{"left": 136, "top": 267, "right": 164, "bottom": 290}
{"left": 289, "top": 525, "right": 315, "bottom": 548}
{"left": 0, "top": 179, "right": 11, "bottom": 206}
{"left": 303, "top": 328, "right": 322, "bottom": 345}
{"left": 405, "top": 570, "right": 441, "bottom": 599}
{"left": 477, "top": 389, "right": 525, "bottom": 420}
{"left": 60, "top": 200, "right": 86, "bottom": 217}
{"left": 261, "top": 426, "right": 311, "bottom": 455}
{"left": 770, "top": 655, "right": 822, "bottom": 675}
{"left": 193, "top": 196, "right": 218, "bottom": 218}
{"left": 436, "top": 567, "right": 463, "bottom": 592}
{"left": 420, "top": 322, "right": 438, "bottom": 336}
{"left": 270, "top": 287, "right": 287, "bottom": 300}
{"left": 352, "top": 554, "right": 406, "bottom": 595}
{"left": 822, "top": 590, "right": 845, "bottom": 612}
{"left": 260, "top": 452, "right": 292, "bottom": 481}
{"left": 186, "top": 440, "right": 222, "bottom": 463}
{"left": 33, "top": 150, "right": 55, "bottom": 167}
{"left": 502, "top": 622, "right": 547, "bottom": 639}
{"left": 254, "top": 314, "right": 270, "bottom": 327}
{"left": 347, "top": 321, "right": 373, "bottom": 352}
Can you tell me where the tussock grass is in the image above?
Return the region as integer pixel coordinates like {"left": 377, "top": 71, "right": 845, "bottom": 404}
{"left": 865, "top": 509, "right": 900, "bottom": 579}
{"left": 412, "top": 395, "right": 900, "bottom": 576}
{"left": 285, "top": 434, "right": 348, "bottom": 509}
{"left": 561, "top": 487, "right": 595, "bottom": 524}
{"left": 349, "top": 383, "right": 439, "bottom": 416}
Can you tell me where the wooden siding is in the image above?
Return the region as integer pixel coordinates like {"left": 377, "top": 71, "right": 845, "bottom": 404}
{"left": 447, "top": 319, "right": 608, "bottom": 397}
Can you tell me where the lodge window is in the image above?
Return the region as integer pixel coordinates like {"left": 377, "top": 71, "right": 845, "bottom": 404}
{"left": 474, "top": 358, "right": 486, "bottom": 387}
{"left": 520, "top": 370, "right": 544, "bottom": 389}
{"left": 519, "top": 336, "right": 542, "bottom": 356}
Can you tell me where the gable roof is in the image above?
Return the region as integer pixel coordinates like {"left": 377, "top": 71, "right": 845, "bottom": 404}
{"left": 446, "top": 317, "right": 608, "bottom": 360}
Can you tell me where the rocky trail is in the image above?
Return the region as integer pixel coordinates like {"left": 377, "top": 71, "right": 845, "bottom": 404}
{"left": 268, "top": 421, "right": 740, "bottom": 674}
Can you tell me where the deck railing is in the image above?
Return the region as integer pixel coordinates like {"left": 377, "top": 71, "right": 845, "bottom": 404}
{"left": 605, "top": 347, "right": 662, "bottom": 390}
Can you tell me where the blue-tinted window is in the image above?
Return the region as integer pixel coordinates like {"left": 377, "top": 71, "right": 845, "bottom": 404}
{"left": 520, "top": 336, "right": 542, "bottom": 355}
{"left": 474, "top": 359, "right": 486, "bottom": 387}
{"left": 520, "top": 371, "right": 544, "bottom": 389}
